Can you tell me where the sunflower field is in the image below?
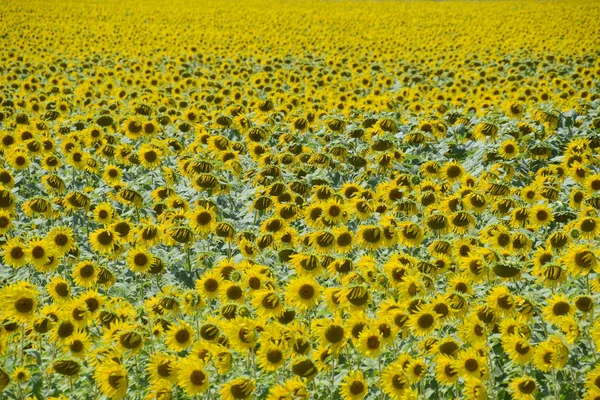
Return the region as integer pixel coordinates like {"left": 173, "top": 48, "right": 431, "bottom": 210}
{"left": 0, "top": 0, "right": 599, "bottom": 399}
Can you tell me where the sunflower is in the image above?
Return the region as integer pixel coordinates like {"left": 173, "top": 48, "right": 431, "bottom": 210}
{"left": 147, "top": 353, "right": 178, "bottom": 384}
{"left": 424, "top": 211, "right": 450, "bottom": 234}
{"left": 112, "top": 219, "right": 135, "bottom": 244}
{"left": 314, "top": 316, "right": 347, "bottom": 351}
{"left": 381, "top": 363, "right": 410, "bottom": 399}
{"left": 93, "top": 202, "right": 115, "bottom": 225}
{"left": 542, "top": 294, "right": 574, "bottom": 324}
{"left": 66, "top": 298, "right": 93, "bottom": 328}
{"left": 0, "top": 209, "right": 12, "bottom": 234}
{"left": 0, "top": 281, "right": 38, "bottom": 323}
{"left": 138, "top": 144, "right": 163, "bottom": 170}
{"left": 49, "top": 319, "right": 76, "bottom": 344}
{"left": 221, "top": 377, "right": 255, "bottom": 400}
{"left": 441, "top": 160, "right": 465, "bottom": 182}
{"left": 408, "top": 306, "right": 437, "bottom": 337}
{"left": 350, "top": 198, "right": 373, "bottom": 220}
{"left": 195, "top": 270, "right": 222, "bottom": 300}
{"left": 285, "top": 276, "right": 322, "bottom": 311}
{"left": 528, "top": 203, "right": 554, "bottom": 230}
{"left": 320, "top": 198, "right": 348, "bottom": 226}
{"left": 223, "top": 317, "right": 257, "bottom": 352}
{"left": 220, "top": 282, "right": 245, "bottom": 304}
{"left": 532, "top": 341, "right": 556, "bottom": 372}
{"left": 434, "top": 355, "right": 459, "bottom": 385}
{"left": 357, "top": 225, "right": 384, "bottom": 250}
{"left": 64, "top": 330, "right": 92, "bottom": 359}
{"left": 456, "top": 348, "right": 485, "bottom": 379}
{"left": 256, "top": 342, "right": 286, "bottom": 372}
{"left": 464, "top": 378, "right": 487, "bottom": 400}
{"left": 339, "top": 371, "right": 368, "bottom": 400}
{"left": 498, "top": 138, "right": 520, "bottom": 159}
{"left": 289, "top": 253, "right": 324, "bottom": 277}
{"left": 449, "top": 211, "right": 476, "bottom": 234}
{"left": 102, "top": 164, "right": 123, "bottom": 185}
{"left": 46, "top": 276, "right": 72, "bottom": 302}
{"left": 89, "top": 228, "right": 116, "bottom": 254}
{"left": 26, "top": 237, "right": 53, "bottom": 270}
{"left": 47, "top": 226, "right": 75, "bottom": 256}
{"left": 585, "top": 172, "right": 600, "bottom": 194}
{"left": 487, "top": 285, "right": 514, "bottom": 316}
{"left": 332, "top": 226, "right": 355, "bottom": 254}
{"left": 164, "top": 319, "right": 193, "bottom": 352}
{"left": 95, "top": 361, "right": 128, "bottom": 399}
{"left": 502, "top": 335, "right": 534, "bottom": 364}
{"left": 123, "top": 116, "right": 143, "bottom": 139}
{"left": 342, "top": 285, "right": 372, "bottom": 311}
{"left": 7, "top": 150, "right": 30, "bottom": 170}
{"left": 309, "top": 230, "right": 336, "bottom": 254}
{"left": 2, "top": 237, "right": 28, "bottom": 268}
{"left": 509, "top": 376, "right": 537, "bottom": 400}
{"left": 458, "top": 314, "right": 488, "bottom": 346}
{"left": 397, "top": 221, "right": 423, "bottom": 248}
{"left": 79, "top": 289, "right": 103, "bottom": 316}
{"left": 252, "top": 289, "right": 285, "bottom": 318}
{"left": 134, "top": 219, "right": 162, "bottom": 248}
{"left": 473, "top": 122, "right": 498, "bottom": 141}
{"left": 563, "top": 244, "right": 597, "bottom": 275}
{"left": 357, "top": 325, "right": 383, "bottom": 358}
{"left": 572, "top": 216, "right": 600, "bottom": 240}
{"left": 126, "top": 247, "right": 154, "bottom": 273}
{"left": 187, "top": 206, "right": 216, "bottom": 236}
{"left": 406, "top": 358, "right": 427, "bottom": 382}
{"left": 12, "top": 366, "right": 30, "bottom": 384}
{"left": 72, "top": 261, "right": 98, "bottom": 287}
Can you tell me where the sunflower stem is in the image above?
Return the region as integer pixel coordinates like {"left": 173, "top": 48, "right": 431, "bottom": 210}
{"left": 569, "top": 365, "right": 579, "bottom": 397}
{"left": 552, "top": 370, "right": 559, "bottom": 400}
{"left": 586, "top": 274, "right": 591, "bottom": 296}
{"left": 331, "top": 357, "right": 336, "bottom": 400}
{"left": 20, "top": 324, "right": 25, "bottom": 365}
{"left": 378, "top": 355, "right": 384, "bottom": 400}
{"left": 187, "top": 245, "right": 192, "bottom": 272}
{"left": 251, "top": 348, "right": 258, "bottom": 380}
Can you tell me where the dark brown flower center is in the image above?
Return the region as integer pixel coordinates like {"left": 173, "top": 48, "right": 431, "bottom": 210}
{"left": 298, "top": 284, "right": 315, "bottom": 300}
{"left": 518, "top": 380, "right": 536, "bottom": 394}
{"left": 575, "top": 251, "right": 595, "bottom": 269}
{"left": 15, "top": 297, "right": 34, "bottom": 313}
{"left": 175, "top": 329, "right": 190, "bottom": 344}
{"left": 55, "top": 282, "right": 69, "bottom": 297}
{"left": 80, "top": 264, "right": 95, "bottom": 278}
{"left": 325, "top": 325, "right": 344, "bottom": 343}
{"left": 134, "top": 253, "right": 148, "bottom": 266}
{"left": 204, "top": 278, "right": 218, "bottom": 293}
{"left": 417, "top": 313, "right": 434, "bottom": 329}
{"left": 32, "top": 246, "right": 45, "bottom": 259}
{"left": 157, "top": 360, "right": 172, "bottom": 377}
{"left": 367, "top": 335, "right": 380, "bottom": 350}
{"left": 97, "top": 230, "right": 113, "bottom": 245}
{"left": 226, "top": 285, "right": 243, "bottom": 300}
{"left": 350, "top": 381, "right": 365, "bottom": 395}
{"left": 515, "top": 342, "right": 530, "bottom": 354}
{"left": 267, "top": 349, "right": 283, "bottom": 364}
{"left": 464, "top": 358, "right": 479, "bottom": 372}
